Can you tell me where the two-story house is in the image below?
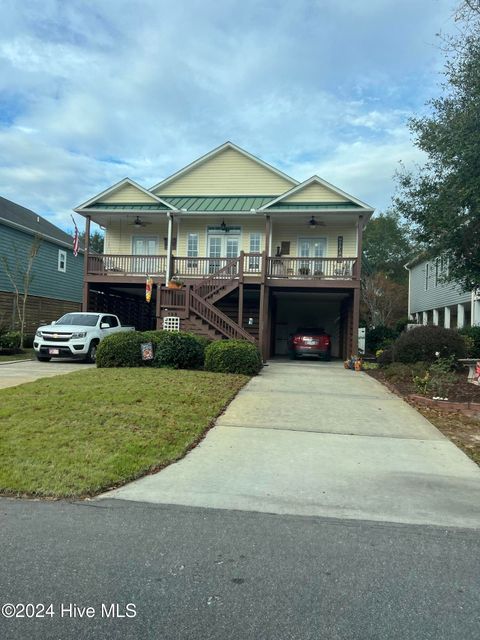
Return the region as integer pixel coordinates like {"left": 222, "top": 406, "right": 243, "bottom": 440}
{"left": 0, "top": 196, "right": 84, "bottom": 334}
{"left": 74, "top": 142, "right": 374, "bottom": 360}
{"left": 406, "top": 255, "right": 479, "bottom": 328}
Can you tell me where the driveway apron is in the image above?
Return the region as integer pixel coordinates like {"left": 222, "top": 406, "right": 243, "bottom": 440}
{"left": 103, "top": 361, "right": 480, "bottom": 528}
{"left": 0, "top": 360, "right": 94, "bottom": 389}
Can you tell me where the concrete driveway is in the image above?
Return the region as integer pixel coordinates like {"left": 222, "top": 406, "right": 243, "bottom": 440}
{"left": 104, "top": 361, "right": 480, "bottom": 529}
{"left": 0, "top": 359, "right": 94, "bottom": 389}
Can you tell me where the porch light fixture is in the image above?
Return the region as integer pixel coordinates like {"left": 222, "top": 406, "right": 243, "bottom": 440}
{"left": 220, "top": 219, "right": 230, "bottom": 233}
{"left": 308, "top": 215, "right": 317, "bottom": 228}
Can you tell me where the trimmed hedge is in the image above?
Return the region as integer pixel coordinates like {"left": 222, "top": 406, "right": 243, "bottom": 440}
{"left": 152, "top": 332, "right": 204, "bottom": 370}
{"left": 204, "top": 340, "right": 262, "bottom": 375}
{"left": 379, "top": 325, "right": 466, "bottom": 365}
{"left": 96, "top": 332, "right": 147, "bottom": 368}
{"left": 0, "top": 331, "right": 21, "bottom": 351}
{"left": 96, "top": 330, "right": 209, "bottom": 369}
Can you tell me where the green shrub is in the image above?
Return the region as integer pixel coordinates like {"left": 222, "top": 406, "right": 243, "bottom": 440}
{"left": 152, "top": 332, "right": 204, "bottom": 370}
{"left": 365, "top": 325, "right": 398, "bottom": 355}
{"left": 385, "top": 325, "right": 466, "bottom": 364}
{"left": 413, "top": 356, "right": 457, "bottom": 398}
{"left": 458, "top": 326, "right": 480, "bottom": 358}
{"left": 96, "top": 332, "right": 147, "bottom": 368}
{"left": 0, "top": 331, "right": 21, "bottom": 351}
{"left": 383, "top": 362, "right": 429, "bottom": 384}
{"left": 22, "top": 334, "right": 35, "bottom": 349}
{"left": 377, "top": 348, "right": 393, "bottom": 367}
{"left": 204, "top": 340, "right": 262, "bottom": 375}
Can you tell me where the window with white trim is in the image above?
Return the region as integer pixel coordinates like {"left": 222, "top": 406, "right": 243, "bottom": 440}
{"left": 58, "top": 250, "right": 67, "bottom": 272}
{"left": 187, "top": 233, "right": 199, "bottom": 268}
{"left": 187, "top": 233, "right": 199, "bottom": 257}
{"left": 249, "top": 232, "right": 261, "bottom": 270}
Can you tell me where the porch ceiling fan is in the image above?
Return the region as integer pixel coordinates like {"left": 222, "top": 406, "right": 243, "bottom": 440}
{"left": 308, "top": 215, "right": 325, "bottom": 228}
{"left": 130, "top": 216, "right": 152, "bottom": 227}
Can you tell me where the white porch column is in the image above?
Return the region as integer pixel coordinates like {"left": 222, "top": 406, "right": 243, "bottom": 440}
{"left": 165, "top": 212, "right": 173, "bottom": 283}
{"left": 422, "top": 311, "right": 428, "bottom": 325}
{"left": 457, "top": 303, "right": 465, "bottom": 329}
{"left": 444, "top": 306, "right": 451, "bottom": 328}
{"left": 433, "top": 309, "right": 439, "bottom": 326}
{"left": 471, "top": 292, "right": 480, "bottom": 326}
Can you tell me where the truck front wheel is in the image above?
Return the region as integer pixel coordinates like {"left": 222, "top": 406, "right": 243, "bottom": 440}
{"left": 36, "top": 355, "right": 51, "bottom": 362}
{"left": 86, "top": 341, "right": 99, "bottom": 364}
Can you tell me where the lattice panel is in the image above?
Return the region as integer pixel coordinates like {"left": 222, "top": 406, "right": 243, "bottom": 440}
{"left": 163, "top": 316, "right": 181, "bottom": 332}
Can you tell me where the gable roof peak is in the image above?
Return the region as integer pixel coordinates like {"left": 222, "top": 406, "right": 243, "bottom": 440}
{"left": 150, "top": 141, "right": 299, "bottom": 192}
{"left": 259, "top": 174, "right": 374, "bottom": 211}
{"left": 74, "top": 177, "right": 177, "bottom": 212}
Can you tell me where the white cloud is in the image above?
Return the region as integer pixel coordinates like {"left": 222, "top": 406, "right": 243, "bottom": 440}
{"left": 0, "top": 0, "right": 458, "bottom": 229}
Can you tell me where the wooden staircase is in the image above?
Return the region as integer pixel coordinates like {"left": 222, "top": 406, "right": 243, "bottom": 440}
{"left": 158, "top": 255, "right": 256, "bottom": 344}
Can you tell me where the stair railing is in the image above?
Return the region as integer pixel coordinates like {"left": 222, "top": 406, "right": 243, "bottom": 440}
{"left": 193, "top": 253, "right": 242, "bottom": 300}
{"left": 189, "top": 289, "right": 256, "bottom": 343}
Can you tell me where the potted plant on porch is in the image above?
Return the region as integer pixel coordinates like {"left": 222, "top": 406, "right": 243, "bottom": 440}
{"left": 168, "top": 277, "right": 185, "bottom": 289}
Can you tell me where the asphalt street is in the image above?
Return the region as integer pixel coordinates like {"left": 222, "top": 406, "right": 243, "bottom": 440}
{"left": 1, "top": 498, "right": 479, "bottom": 640}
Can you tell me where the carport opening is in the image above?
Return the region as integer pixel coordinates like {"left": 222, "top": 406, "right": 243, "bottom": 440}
{"left": 270, "top": 290, "right": 351, "bottom": 359}
{"left": 88, "top": 284, "right": 156, "bottom": 330}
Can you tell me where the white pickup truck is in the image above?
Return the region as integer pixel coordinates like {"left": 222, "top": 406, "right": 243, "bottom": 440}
{"left": 34, "top": 312, "right": 135, "bottom": 363}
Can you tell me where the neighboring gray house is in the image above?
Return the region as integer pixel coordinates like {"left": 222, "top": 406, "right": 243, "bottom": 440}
{"left": 406, "top": 255, "right": 479, "bottom": 328}
{"left": 0, "top": 196, "right": 84, "bottom": 334}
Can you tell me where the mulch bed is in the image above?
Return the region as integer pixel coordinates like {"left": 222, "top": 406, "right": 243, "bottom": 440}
{"left": 367, "top": 368, "right": 480, "bottom": 467}
{"left": 368, "top": 369, "right": 480, "bottom": 403}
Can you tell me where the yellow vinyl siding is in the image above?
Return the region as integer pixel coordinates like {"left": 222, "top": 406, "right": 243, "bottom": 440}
{"left": 175, "top": 218, "right": 265, "bottom": 255}
{"left": 100, "top": 184, "right": 160, "bottom": 204}
{"left": 154, "top": 147, "right": 294, "bottom": 196}
{"left": 104, "top": 220, "right": 169, "bottom": 254}
{"left": 283, "top": 182, "right": 349, "bottom": 203}
{"left": 272, "top": 224, "right": 356, "bottom": 258}
{"left": 104, "top": 218, "right": 357, "bottom": 258}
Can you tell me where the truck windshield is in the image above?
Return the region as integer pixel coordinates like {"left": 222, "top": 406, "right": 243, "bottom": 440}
{"left": 55, "top": 314, "right": 100, "bottom": 326}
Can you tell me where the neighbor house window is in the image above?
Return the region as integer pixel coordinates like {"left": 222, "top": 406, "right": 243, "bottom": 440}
{"left": 58, "top": 250, "right": 66, "bottom": 272}
{"left": 425, "top": 263, "right": 429, "bottom": 290}
{"left": 435, "top": 258, "right": 440, "bottom": 286}
{"left": 249, "top": 232, "right": 261, "bottom": 270}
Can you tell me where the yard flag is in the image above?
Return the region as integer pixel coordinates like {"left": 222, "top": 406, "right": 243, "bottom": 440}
{"left": 146, "top": 275, "right": 153, "bottom": 303}
{"left": 71, "top": 215, "right": 79, "bottom": 257}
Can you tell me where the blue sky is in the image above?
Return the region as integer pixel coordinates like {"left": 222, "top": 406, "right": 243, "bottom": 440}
{"left": 0, "top": 0, "right": 459, "bottom": 231}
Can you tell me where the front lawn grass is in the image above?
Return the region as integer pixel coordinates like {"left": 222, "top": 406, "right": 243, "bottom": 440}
{"left": 0, "top": 349, "right": 35, "bottom": 362}
{"left": 0, "top": 368, "right": 248, "bottom": 498}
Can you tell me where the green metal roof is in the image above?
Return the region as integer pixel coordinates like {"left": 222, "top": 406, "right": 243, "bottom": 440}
{"left": 164, "top": 195, "right": 275, "bottom": 211}
{"left": 86, "top": 203, "right": 169, "bottom": 211}
{"left": 85, "top": 197, "right": 361, "bottom": 213}
{"left": 266, "top": 202, "right": 361, "bottom": 210}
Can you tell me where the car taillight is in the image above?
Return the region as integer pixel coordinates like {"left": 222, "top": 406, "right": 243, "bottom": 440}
{"left": 293, "top": 336, "right": 302, "bottom": 344}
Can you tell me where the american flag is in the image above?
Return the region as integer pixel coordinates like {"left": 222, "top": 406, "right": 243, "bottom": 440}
{"left": 71, "top": 215, "right": 79, "bottom": 257}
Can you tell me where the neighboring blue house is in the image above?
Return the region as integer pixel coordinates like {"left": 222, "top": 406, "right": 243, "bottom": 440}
{"left": 0, "top": 196, "right": 84, "bottom": 334}
{"left": 406, "top": 255, "right": 479, "bottom": 328}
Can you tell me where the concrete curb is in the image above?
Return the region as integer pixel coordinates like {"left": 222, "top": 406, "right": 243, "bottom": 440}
{"left": 0, "top": 358, "right": 35, "bottom": 366}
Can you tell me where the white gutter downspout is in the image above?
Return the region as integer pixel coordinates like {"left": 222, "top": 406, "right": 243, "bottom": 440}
{"left": 165, "top": 212, "right": 173, "bottom": 283}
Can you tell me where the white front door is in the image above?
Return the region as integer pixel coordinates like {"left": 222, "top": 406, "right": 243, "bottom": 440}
{"left": 299, "top": 238, "right": 326, "bottom": 275}
{"left": 207, "top": 234, "right": 240, "bottom": 273}
{"left": 132, "top": 237, "right": 157, "bottom": 273}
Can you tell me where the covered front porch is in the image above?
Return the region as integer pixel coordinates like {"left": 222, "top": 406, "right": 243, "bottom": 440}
{"left": 86, "top": 252, "right": 359, "bottom": 283}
